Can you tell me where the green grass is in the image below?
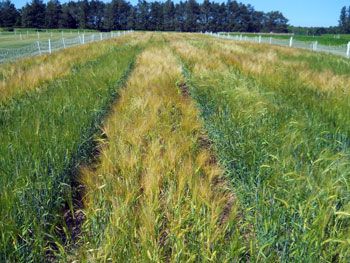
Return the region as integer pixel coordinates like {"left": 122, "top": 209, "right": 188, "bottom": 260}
{"left": 0, "top": 31, "right": 99, "bottom": 49}
{"left": 322, "top": 34, "right": 350, "bottom": 40}
{"left": 227, "top": 33, "right": 350, "bottom": 46}
{"left": 0, "top": 39, "right": 141, "bottom": 262}
{"left": 171, "top": 35, "right": 350, "bottom": 262}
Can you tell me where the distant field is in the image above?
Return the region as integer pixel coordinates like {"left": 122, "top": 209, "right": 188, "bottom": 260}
{"left": 322, "top": 34, "right": 350, "bottom": 40}
{"left": 0, "top": 30, "right": 100, "bottom": 48}
{"left": 1, "top": 32, "right": 350, "bottom": 262}
{"left": 227, "top": 33, "right": 350, "bottom": 46}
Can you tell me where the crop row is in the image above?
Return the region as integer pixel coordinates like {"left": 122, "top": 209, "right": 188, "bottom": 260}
{"left": 168, "top": 34, "right": 350, "bottom": 261}
{"left": 0, "top": 36, "right": 142, "bottom": 262}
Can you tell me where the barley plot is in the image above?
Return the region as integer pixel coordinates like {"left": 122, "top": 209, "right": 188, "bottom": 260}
{"left": 1, "top": 32, "right": 350, "bottom": 262}
{"left": 0, "top": 35, "right": 142, "bottom": 262}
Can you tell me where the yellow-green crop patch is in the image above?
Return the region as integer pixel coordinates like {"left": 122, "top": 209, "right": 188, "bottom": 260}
{"left": 168, "top": 33, "right": 350, "bottom": 262}
{"left": 1, "top": 32, "right": 350, "bottom": 262}
{"left": 0, "top": 34, "right": 143, "bottom": 262}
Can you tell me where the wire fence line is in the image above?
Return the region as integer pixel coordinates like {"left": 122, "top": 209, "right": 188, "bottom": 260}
{"left": 207, "top": 33, "right": 350, "bottom": 59}
{"left": 0, "top": 31, "right": 133, "bottom": 64}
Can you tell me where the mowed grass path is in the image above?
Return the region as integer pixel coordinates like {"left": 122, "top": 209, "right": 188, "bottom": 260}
{"left": 167, "top": 34, "right": 350, "bottom": 262}
{"left": 0, "top": 34, "right": 144, "bottom": 262}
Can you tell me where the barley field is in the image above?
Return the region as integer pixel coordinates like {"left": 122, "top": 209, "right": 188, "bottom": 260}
{"left": 1, "top": 32, "right": 350, "bottom": 262}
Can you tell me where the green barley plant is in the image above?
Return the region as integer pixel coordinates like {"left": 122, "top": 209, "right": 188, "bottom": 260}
{"left": 168, "top": 34, "right": 350, "bottom": 262}
{"left": 0, "top": 37, "right": 142, "bottom": 262}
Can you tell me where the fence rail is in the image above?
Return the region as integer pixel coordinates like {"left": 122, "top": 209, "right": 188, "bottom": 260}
{"left": 0, "top": 31, "right": 133, "bottom": 64}
{"left": 207, "top": 33, "right": 350, "bottom": 59}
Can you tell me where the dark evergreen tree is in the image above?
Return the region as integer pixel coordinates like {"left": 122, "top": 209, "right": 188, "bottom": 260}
{"left": 149, "top": 1, "right": 162, "bottom": 30}
{"left": 21, "top": 0, "right": 45, "bottom": 28}
{"left": 126, "top": 6, "right": 136, "bottom": 29}
{"left": 174, "top": 1, "right": 185, "bottom": 31}
{"left": 103, "top": 2, "right": 114, "bottom": 30}
{"left": 163, "top": 0, "right": 175, "bottom": 31}
{"left": 45, "top": 0, "right": 61, "bottom": 28}
{"left": 226, "top": 0, "right": 239, "bottom": 31}
{"left": 77, "top": 0, "right": 89, "bottom": 28}
{"left": 339, "top": 6, "right": 347, "bottom": 33}
{"left": 0, "top": 0, "right": 19, "bottom": 27}
{"left": 0, "top": 0, "right": 292, "bottom": 33}
{"left": 88, "top": 0, "right": 105, "bottom": 29}
{"left": 346, "top": 6, "right": 350, "bottom": 33}
{"left": 263, "top": 11, "right": 288, "bottom": 33}
{"left": 184, "top": 0, "right": 200, "bottom": 32}
{"left": 60, "top": 2, "right": 78, "bottom": 28}
{"left": 200, "top": 0, "right": 211, "bottom": 32}
{"left": 136, "top": 0, "right": 149, "bottom": 30}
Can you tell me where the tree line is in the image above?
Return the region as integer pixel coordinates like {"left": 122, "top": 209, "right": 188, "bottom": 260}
{"left": 0, "top": 0, "right": 289, "bottom": 32}
{"left": 339, "top": 6, "right": 350, "bottom": 33}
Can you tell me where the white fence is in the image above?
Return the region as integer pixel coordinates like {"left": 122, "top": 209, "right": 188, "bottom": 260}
{"left": 0, "top": 31, "right": 133, "bottom": 64}
{"left": 207, "top": 33, "right": 350, "bottom": 59}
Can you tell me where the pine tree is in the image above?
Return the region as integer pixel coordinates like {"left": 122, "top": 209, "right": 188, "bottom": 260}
{"left": 0, "top": 0, "right": 19, "bottom": 27}
{"left": 263, "top": 11, "right": 288, "bottom": 33}
{"left": 88, "top": 0, "right": 105, "bottom": 30}
{"left": 200, "top": 0, "right": 211, "bottom": 32}
{"left": 174, "top": 1, "right": 185, "bottom": 31}
{"left": 21, "top": 0, "right": 46, "bottom": 28}
{"left": 346, "top": 6, "right": 350, "bottom": 33}
{"left": 163, "top": 0, "right": 175, "bottom": 31}
{"left": 59, "top": 2, "right": 78, "bottom": 28}
{"left": 339, "top": 6, "right": 347, "bottom": 33}
{"left": 126, "top": 7, "right": 136, "bottom": 29}
{"left": 45, "top": 0, "right": 62, "bottom": 28}
{"left": 77, "top": 0, "right": 89, "bottom": 28}
{"left": 184, "top": 0, "right": 200, "bottom": 32}
{"left": 149, "top": 1, "right": 162, "bottom": 30}
{"left": 136, "top": 0, "right": 150, "bottom": 30}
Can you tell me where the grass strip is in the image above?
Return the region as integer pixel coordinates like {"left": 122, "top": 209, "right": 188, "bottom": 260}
{"left": 74, "top": 39, "right": 244, "bottom": 263}
{"left": 0, "top": 40, "right": 142, "bottom": 262}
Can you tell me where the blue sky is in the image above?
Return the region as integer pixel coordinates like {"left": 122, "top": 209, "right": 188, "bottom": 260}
{"left": 12, "top": 0, "right": 348, "bottom": 27}
{"left": 238, "top": 0, "right": 348, "bottom": 27}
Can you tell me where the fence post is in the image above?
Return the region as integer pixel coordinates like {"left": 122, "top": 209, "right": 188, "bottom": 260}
{"left": 62, "top": 38, "right": 66, "bottom": 49}
{"left": 269, "top": 37, "right": 272, "bottom": 44}
{"left": 240, "top": 34, "right": 242, "bottom": 41}
{"left": 100, "top": 33, "right": 103, "bottom": 40}
{"left": 347, "top": 42, "right": 350, "bottom": 58}
{"left": 258, "top": 35, "right": 262, "bottom": 43}
{"left": 82, "top": 34, "right": 85, "bottom": 44}
{"left": 20, "top": 33, "right": 22, "bottom": 41}
{"left": 313, "top": 41, "right": 318, "bottom": 51}
{"left": 92, "top": 34, "right": 94, "bottom": 42}
{"left": 37, "top": 31, "right": 40, "bottom": 39}
{"left": 48, "top": 38, "right": 51, "bottom": 54}
{"left": 37, "top": 41, "right": 41, "bottom": 55}
{"left": 289, "top": 36, "right": 293, "bottom": 47}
